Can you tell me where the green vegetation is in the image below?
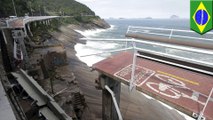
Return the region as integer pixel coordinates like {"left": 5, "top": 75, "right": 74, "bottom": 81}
{"left": 0, "top": 0, "right": 95, "bottom": 17}
{"left": 30, "top": 18, "right": 62, "bottom": 42}
{"left": 41, "top": 0, "right": 95, "bottom": 16}
{"left": 75, "top": 15, "right": 100, "bottom": 23}
{"left": 0, "top": 0, "right": 29, "bottom": 17}
{"left": 0, "top": 0, "right": 109, "bottom": 30}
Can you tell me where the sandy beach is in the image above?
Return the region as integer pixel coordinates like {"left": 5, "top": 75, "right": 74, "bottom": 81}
{"left": 51, "top": 24, "right": 188, "bottom": 120}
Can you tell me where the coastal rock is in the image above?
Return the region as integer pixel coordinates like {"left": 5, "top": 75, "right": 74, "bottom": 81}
{"left": 91, "top": 18, "right": 110, "bottom": 29}
{"left": 79, "top": 18, "right": 110, "bottom": 29}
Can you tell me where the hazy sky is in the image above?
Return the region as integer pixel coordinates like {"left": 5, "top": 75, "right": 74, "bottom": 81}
{"left": 75, "top": 0, "right": 189, "bottom": 19}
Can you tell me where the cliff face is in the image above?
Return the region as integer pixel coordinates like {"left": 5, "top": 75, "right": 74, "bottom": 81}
{"left": 0, "top": 0, "right": 29, "bottom": 17}
{"left": 78, "top": 18, "right": 110, "bottom": 29}
{"left": 0, "top": 0, "right": 95, "bottom": 17}
{"left": 91, "top": 18, "right": 111, "bottom": 29}
{"left": 40, "top": 0, "right": 96, "bottom": 16}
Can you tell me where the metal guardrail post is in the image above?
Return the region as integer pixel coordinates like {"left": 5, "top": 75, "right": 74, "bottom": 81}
{"left": 125, "top": 27, "right": 130, "bottom": 49}
{"left": 130, "top": 41, "right": 137, "bottom": 91}
{"left": 198, "top": 87, "right": 213, "bottom": 120}
{"left": 169, "top": 29, "right": 173, "bottom": 39}
{"left": 6, "top": 20, "right": 9, "bottom": 28}
{"left": 101, "top": 76, "right": 121, "bottom": 120}
{"left": 105, "top": 85, "right": 123, "bottom": 120}
{"left": 1, "top": 30, "right": 7, "bottom": 44}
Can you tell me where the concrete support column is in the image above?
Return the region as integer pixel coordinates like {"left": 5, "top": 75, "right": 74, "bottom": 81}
{"left": 2, "top": 30, "right": 7, "bottom": 45}
{"left": 27, "top": 24, "right": 33, "bottom": 37}
{"left": 47, "top": 20, "right": 50, "bottom": 25}
{"left": 99, "top": 75, "right": 121, "bottom": 120}
{"left": 34, "top": 22, "right": 37, "bottom": 27}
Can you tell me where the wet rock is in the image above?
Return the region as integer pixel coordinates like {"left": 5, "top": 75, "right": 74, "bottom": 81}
{"left": 91, "top": 18, "right": 110, "bottom": 29}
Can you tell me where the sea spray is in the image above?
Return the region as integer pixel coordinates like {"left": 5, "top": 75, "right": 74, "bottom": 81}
{"left": 74, "top": 25, "right": 118, "bottom": 66}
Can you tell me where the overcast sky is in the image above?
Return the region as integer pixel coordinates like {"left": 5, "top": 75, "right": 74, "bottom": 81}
{"left": 75, "top": 0, "right": 189, "bottom": 19}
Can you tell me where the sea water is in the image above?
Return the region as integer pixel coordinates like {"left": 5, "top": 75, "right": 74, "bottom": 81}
{"left": 75, "top": 19, "right": 213, "bottom": 66}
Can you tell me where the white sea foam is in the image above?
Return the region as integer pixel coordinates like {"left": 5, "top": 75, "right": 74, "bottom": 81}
{"left": 74, "top": 25, "right": 116, "bottom": 66}
{"left": 86, "top": 41, "right": 118, "bottom": 50}
{"left": 75, "top": 25, "right": 115, "bottom": 37}
{"left": 75, "top": 29, "right": 106, "bottom": 37}
{"left": 75, "top": 43, "right": 105, "bottom": 66}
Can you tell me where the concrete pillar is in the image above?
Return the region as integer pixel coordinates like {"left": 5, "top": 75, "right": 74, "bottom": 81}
{"left": 47, "top": 20, "right": 50, "bottom": 25}
{"left": 99, "top": 75, "right": 121, "bottom": 120}
{"left": 24, "top": 25, "right": 28, "bottom": 37}
{"left": 27, "top": 24, "right": 33, "bottom": 37}
{"left": 34, "top": 22, "right": 37, "bottom": 27}
{"left": 2, "top": 30, "right": 7, "bottom": 45}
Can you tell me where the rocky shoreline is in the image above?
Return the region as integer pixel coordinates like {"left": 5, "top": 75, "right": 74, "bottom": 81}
{"left": 30, "top": 19, "right": 109, "bottom": 119}
{"left": 51, "top": 24, "right": 102, "bottom": 119}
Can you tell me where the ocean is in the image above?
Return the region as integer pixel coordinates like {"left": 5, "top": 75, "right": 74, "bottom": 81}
{"left": 75, "top": 19, "right": 213, "bottom": 67}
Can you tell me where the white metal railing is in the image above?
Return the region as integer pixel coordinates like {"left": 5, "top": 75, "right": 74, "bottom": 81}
{"left": 80, "top": 37, "right": 213, "bottom": 91}
{"left": 80, "top": 38, "right": 213, "bottom": 55}
{"left": 5, "top": 16, "right": 59, "bottom": 28}
{"left": 80, "top": 47, "right": 133, "bottom": 57}
{"left": 127, "top": 26, "right": 213, "bottom": 41}
{"left": 130, "top": 41, "right": 137, "bottom": 91}
{"left": 23, "top": 16, "right": 59, "bottom": 25}
{"left": 80, "top": 37, "right": 213, "bottom": 119}
{"left": 80, "top": 26, "right": 213, "bottom": 119}
{"left": 128, "top": 26, "right": 213, "bottom": 34}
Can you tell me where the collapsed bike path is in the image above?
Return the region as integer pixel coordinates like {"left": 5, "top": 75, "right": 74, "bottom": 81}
{"left": 93, "top": 52, "right": 213, "bottom": 120}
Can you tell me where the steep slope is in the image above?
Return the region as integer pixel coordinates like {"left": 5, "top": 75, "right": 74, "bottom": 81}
{"left": 0, "top": 0, "right": 94, "bottom": 17}
{"left": 42, "top": 0, "right": 95, "bottom": 16}
{"left": 0, "top": 0, "right": 29, "bottom": 17}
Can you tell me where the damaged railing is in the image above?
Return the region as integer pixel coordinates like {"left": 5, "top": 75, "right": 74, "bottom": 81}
{"left": 12, "top": 69, "right": 72, "bottom": 120}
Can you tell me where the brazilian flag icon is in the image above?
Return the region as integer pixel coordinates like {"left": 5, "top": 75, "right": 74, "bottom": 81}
{"left": 190, "top": 0, "right": 213, "bottom": 34}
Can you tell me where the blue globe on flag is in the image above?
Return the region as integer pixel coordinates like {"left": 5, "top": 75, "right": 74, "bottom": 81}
{"left": 195, "top": 9, "right": 208, "bottom": 25}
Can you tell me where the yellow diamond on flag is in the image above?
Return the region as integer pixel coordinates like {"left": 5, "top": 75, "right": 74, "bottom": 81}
{"left": 193, "top": 2, "right": 211, "bottom": 33}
